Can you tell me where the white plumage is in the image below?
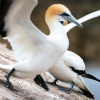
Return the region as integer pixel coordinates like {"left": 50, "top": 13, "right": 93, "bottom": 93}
{"left": 49, "top": 51, "right": 85, "bottom": 83}
{"left": 0, "top": 0, "right": 99, "bottom": 92}
{"left": 48, "top": 50, "right": 100, "bottom": 99}
{"left": 64, "top": 51, "right": 85, "bottom": 70}
{"left": 0, "top": 1, "right": 82, "bottom": 79}
{"left": 48, "top": 51, "right": 93, "bottom": 97}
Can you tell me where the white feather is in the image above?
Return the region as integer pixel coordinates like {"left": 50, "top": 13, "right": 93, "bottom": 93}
{"left": 49, "top": 51, "right": 93, "bottom": 96}
{"left": 4, "top": 0, "right": 46, "bottom": 60}
{"left": 64, "top": 51, "right": 85, "bottom": 70}
{"left": 0, "top": 1, "right": 71, "bottom": 78}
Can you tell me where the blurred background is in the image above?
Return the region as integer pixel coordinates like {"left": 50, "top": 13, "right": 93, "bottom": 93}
{"left": 0, "top": 0, "right": 100, "bottom": 99}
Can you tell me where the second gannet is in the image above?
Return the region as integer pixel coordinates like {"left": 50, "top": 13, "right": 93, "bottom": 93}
{"left": 0, "top": 0, "right": 82, "bottom": 91}
{"left": 48, "top": 51, "right": 100, "bottom": 99}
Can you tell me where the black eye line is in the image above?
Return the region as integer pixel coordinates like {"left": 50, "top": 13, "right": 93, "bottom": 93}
{"left": 61, "top": 12, "right": 70, "bottom": 16}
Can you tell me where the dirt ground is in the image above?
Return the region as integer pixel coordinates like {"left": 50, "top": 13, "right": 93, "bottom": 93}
{"left": 0, "top": 44, "right": 94, "bottom": 100}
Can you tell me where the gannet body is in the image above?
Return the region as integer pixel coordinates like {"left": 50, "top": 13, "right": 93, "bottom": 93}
{"left": 48, "top": 51, "right": 100, "bottom": 99}
{"left": 0, "top": 0, "right": 82, "bottom": 90}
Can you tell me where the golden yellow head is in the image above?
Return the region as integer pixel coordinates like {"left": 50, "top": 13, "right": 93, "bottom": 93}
{"left": 45, "top": 4, "right": 70, "bottom": 24}
{"left": 45, "top": 4, "right": 83, "bottom": 28}
{"left": 45, "top": 4, "right": 70, "bottom": 18}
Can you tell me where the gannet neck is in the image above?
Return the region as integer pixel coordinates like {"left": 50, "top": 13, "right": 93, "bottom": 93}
{"left": 5, "top": 0, "right": 38, "bottom": 29}
{"left": 47, "top": 17, "right": 66, "bottom": 34}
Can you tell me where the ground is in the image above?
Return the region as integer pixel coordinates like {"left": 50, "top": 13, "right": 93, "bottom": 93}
{"left": 0, "top": 43, "right": 94, "bottom": 100}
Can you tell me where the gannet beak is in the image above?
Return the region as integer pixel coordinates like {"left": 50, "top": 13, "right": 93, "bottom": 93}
{"left": 60, "top": 13, "right": 83, "bottom": 28}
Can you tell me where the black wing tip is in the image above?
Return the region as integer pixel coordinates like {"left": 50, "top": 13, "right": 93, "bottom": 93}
{"left": 80, "top": 88, "right": 94, "bottom": 99}
{"left": 70, "top": 66, "right": 85, "bottom": 75}
{"left": 34, "top": 75, "right": 49, "bottom": 91}
{"left": 82, "top": 73, "right": 100, "bottom": 82}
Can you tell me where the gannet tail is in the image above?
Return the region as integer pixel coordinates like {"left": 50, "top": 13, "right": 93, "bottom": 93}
{"left": 76, "top": 76, "right": 94, "bottom": 99}
{"left": 79, "top": 87, "right": 94, "bottom": 99}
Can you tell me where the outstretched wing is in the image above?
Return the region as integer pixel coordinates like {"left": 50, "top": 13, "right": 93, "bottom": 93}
{"left": 0, "top": 0, "right": 46, "bottom": 60}
{"left": 64, "top": 51, "right": 85, "bottom": 74}
{"left": 64, "top": 10, "right": 100, "bottom": 33}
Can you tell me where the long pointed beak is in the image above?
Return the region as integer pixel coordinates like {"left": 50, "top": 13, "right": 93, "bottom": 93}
{"left": 61, "top": 13, "right": 83, "bottom": 28}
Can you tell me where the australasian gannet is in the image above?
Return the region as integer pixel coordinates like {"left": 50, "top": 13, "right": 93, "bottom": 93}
{"left": 48, "top": 51, "right": 100, "bottom": 99}
{"left": 0, "top": 0, "right": 82, "bottom": 91}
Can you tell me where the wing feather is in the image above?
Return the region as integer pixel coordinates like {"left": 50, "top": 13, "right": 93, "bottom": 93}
{"left": 0, "top": 0, "right": 46, "bottom": 60}
{"left": 64, "top": 51, "right": 85, "bottom": 71}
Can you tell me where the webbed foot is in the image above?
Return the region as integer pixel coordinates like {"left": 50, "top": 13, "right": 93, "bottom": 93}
{"left": 5, "top": 68, "right": 18, "bottom": 91}
{"left": 34, "top": 74, "right": 49, "bottom": 91}
{"left": 46, "top": 79, "right": 58, "bottom": 86}
{"left": 66, "top": 82, "right": 75, "bottom": 93}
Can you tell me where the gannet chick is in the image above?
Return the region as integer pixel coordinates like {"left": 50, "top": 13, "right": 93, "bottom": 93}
{"left": 48, "top": 51, "right": 100, "bottom": 99}
{"left": 0, "top": 0, "right": 82, "bottom": 91}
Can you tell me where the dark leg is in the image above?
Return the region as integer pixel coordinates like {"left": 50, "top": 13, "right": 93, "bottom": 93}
{"left": 5, "top": 68, "right": 17, "bottom": 91}
{"left": 46, "top": 79, "right": 58, "bottom": 86}
{"left": 34, "top": 75, "right": 49, "bottom": 91}
{"left": 66, "top": 82, "right": 75, "bottom": 93}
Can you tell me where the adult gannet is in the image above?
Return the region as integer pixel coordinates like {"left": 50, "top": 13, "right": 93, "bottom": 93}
{"left": 34, "top": 10, "right": 100, "bottom": 91}
{"left": 0, "top": 0, "right": 82, "bottom": 91}
{"left": 48, "top": 51, "right": 100, "bottom": 99}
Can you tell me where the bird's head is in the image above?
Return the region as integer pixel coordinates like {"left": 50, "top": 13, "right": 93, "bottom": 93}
{"left": 45, "top": 4, "right": 83, "bottom": 28}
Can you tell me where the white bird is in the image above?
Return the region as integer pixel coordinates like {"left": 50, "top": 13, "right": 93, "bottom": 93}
{"left": 48, "top": 51, "right": 100, "bottom": 99}
{"left": 0, "top": 0, "right": 82, "bottom": 90}
{"left": 34, "top": 10, "right": 100, "bottom": 91}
